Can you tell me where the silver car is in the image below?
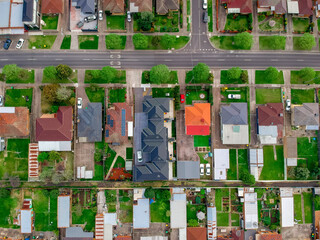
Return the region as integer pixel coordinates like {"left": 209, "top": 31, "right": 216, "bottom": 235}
{"left": 127, "top": 11, "right": 132, "bottom": 22}
{"left": 16, "top": 39, "right": 24, "bottom": 49}
{"left": 0, "top": 95, "right": 3, "bottom": 106}
{"left": 98, "top": 10, "right": 103, "bottom": 21}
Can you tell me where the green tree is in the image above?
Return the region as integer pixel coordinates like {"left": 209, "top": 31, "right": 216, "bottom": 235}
{"left": 161, "top": 190, "right": 171, "bottom": 201}
{"left": 269, "top": 36, "right": 286, "bottom": 50}
{"left": 263, "top": 216, "right": 271, "bottom": 226}
{"left": 2, "top": 64, "right": 20, "bottom": 82}
{"left": 138, "top": 11, "right": 154, "bottom": 31}
{"left": 227, "top": 67, "right": 242, "bottom": 80}
{"left": 56, "top": 86, "right": 72, "bottom": 101}
{"left": 234, "top": 32, "right": 253, "bottom": 49}
{"left": 311, "top": 168, "right": 320, "bottom": 177}
{"left": 265, "top": 67, "right": 279, "bottom": 83}
{"left": 101, "top": 66, "right": 117, "bottom": 83}
{"left": 150, "top": 65, "right": 170, "bottom": 84}
{"left": 240, "top": 70, "right": 248, "bottom": 83}
{"left": 133, "top": 33, "right": 149, "bottom": 49}
{"left": 295, "top": 167, "right": 310, "bottom": 180}
{"left": 299, "top": 67, "right": 316, "bottom": 82}
{"left": 56, "top": 64, "right": 72, "bottom": 79}
{"left": 314, "top": 195, "right": 320, "bottom": 210}
{"left": 191, "top": 63, "right": 211, "bottom": 83}
{"left": 188, "top": 219, "right": 199, "bottom": 227}
{"left": 239, "top": 170, "right": 255, "bottom": 185}
{"left": 297, "top": 33, "right": 316, "bottom": 50}
{"left": 50, "top": 189, "right": 59, "bottom": 198}
{"left": 161, "top": 34, "right": 176, "bottom": 49}
{"left": 49, "top": 151, "right": 61, "bottom": 162}
{"left": 0, "top": 73, "right": 5, "bottom": 82}
{"left": 0, "top": 188, "right": 10, "bottom": 198}
{"left": 43, "top": 84, "right": 59, "bottom": 103}
{"left": 144, "top": 187, "right": 155, "bottom": 199}
{"left": 38, "top": 152, "right": 49, "bottom": 163}
{"left": 43, "top": 66, "right": 57, "bottom": 81}
{"left": 106, "top": 34, "right": 123, "bottom": 49}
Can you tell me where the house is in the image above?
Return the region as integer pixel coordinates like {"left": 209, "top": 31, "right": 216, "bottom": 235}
{"left": 280, "top": 188, "right": 294, "bottom": 227}
{"left": 95, "top": 213, "right": 117, "bottom": 240}
{"left": 23, "top": 0, "right": 40, "bottom": 28}
{"left": 36, "top": 106, "right": 73, "bottom": 151}
{"left": 78, "top": 102, "right": 102, "bottom": 142}
{"left": 41, "top": 0, "right": 63, "bottom": 14}
{"left": 287, "top": 0, "right": 313, "bottom": 16}
{"left": 220, "top": 103, "right": 249, "bottom": 145}
{"left": 207, "top": 207, "right": 217, "bottom": 240}
{"left": 283, "top": 136, "right": 297, "bottom": 166}
{"left": 171, "top": 191, "right": 187, "bottom": 240}
{"left": 133, "top": 198, "right": 150, "bottom": 229}
{"left": 0, "top": 0, "right": 24, "bottom": 35}
{"left": 187, "top": 227, "right": 207, "bottom": 240}
{"left": 129, "top": 0, "right": 152, "bottom": 12}
{"left": 255, "top": 231, "right": 282, "bottom": 240}
{"left": 0, "top": 107, "right": 30, "bottom": 137}
{"left": 257, "top": 0, "right": 287, "bottom": 14}
{"left": 156, "top": 0, "right": 179, "bottom": 15}
{"left": 72, "top": 0, "right": 96, "bottom": 14}
{"left": 63, "top": 227, "right": 94, "bottom": 240}
{"left": 292, "top": 103, "right": 319, "bottom": 130}
{"left": 257, "top": 103, "right": 284, "bottom": 145}
{"left": 105, "top": 102, "right": 133, "bottom": 144}
{"left": 104, "top": 0, "right": 125, "bottom": 14}
{"left": 133, "top": 97, "right": 173, "bottom": 182}
{"left": 185, "top": 103, "right": 211, "bottom": 136}
{"left": 177, "top": 161, "right": 200, "bottom": 179}
{"left": 249, "top": 149, "right": 264, "bottom": 181}
{"left": 20, "top": 199, "right": 33, "bottom": 234}
{"left": 244, "top": 192, "right": 258, "bottom": 229}
{"left": 58, "top": 195, "right": 70, "bottom": 228}
{"left": 221, "top": 0, "right": 253, "bottom": 14}
{"left": 213, "top": 149, "right": 229, "bottom": 180}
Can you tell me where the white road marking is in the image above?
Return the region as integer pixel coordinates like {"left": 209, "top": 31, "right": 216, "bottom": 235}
{"left": 244, "top": 59, "right": 252, "bottom": 61}
{"left": 217, "top": 59, "right": 225, "bottom": 61}
{"left": 27, "top": 58, "right": 36, "bottom": 61}
{"left": 296, "top": 59, "right": 304, "bottom": 62}
{"left": 0, "top": 59, "right": 8, "bottom": 61}
{"left": 55, "top": 59, "right": 63, "bottom": 61}
{"left": 83, "top": 59, "right": 90, "bottom": 60}
{"left": 270, "top": 59, "right": 279, "bottom": 61}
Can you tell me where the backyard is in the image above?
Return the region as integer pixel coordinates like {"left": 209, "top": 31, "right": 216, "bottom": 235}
{"left": 220, "top": 87, "right": 248, "bottom": 102}
{"left": 5, "top": 88, "right": 33, "bottom": 110}
{"left": 291, "top": 89, "right": 314, "bottom": 104}
{"left": 292, "top": 17, "right": 310, "bottom": 33}
{"left": 106, "top": 15, "right": 126, "bottom": 30}
{"left": 255, "top": 70, "right": 284, "bottom": 84}
{"left": 42, "top": 15, "right": 59, "bottom": 30}
{"left": 258, "top": 15, "right": 285, "bottom": 32}
{"left": 92, "top": 142, "right": 106, "bottom": 181}
{"left": 119, "top": 190, "right": 133, "bottom": 223}
{"left": 0, "top": 189, "right": 19, "bottom": 228}
{"left": 187, "top": 203, "right": 206, "bottom": 225}
{"left": 78, "top": 35, "right": 99, "bottom": 50}
{"left": 303, "top": 192, "right": 313, "bottom": 224}
{"left": 294, "top": 194, "right": 303, "bottom": 223}
{"left": 150, "top": 189, "right": 170, "bottom": 222}
{"left": 109, "top": 88, "right": 126, "bottom": 104}
{"left": 105, "top": 190, "right": 117, "bottom": 213}
{"left": 256, "top": 88, "right": 282, "bottom": 104}
{"left": 194, "top": 136, "right": 210, "bottom": 147}
{"left": 28, "top": 35, "right": 57, "bottom": 49}
{"left": 238, "top": 149, "right": 248, "bottom": 174}
{"left": 259, "top": 146, "right": 284, "bottom": 180}
{"left": 224, "top": 14, "right": 252, "bottom": 32}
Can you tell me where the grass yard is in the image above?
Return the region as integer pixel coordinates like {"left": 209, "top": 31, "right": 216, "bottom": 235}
{"left": 215, "top": 189, "right": 223, "bottom": 211}
{"left": 227, "top": 149, "right": 237, "bottom": 180}
{"left": 134, "top": 35, "right": 189, "bottom": 50}
{"left": 259, "top": 146, "right": 284, "bottom": 180}
{"left": 60, "top": 35, "right": 71, "bottom": 49}
{"left": 105, "top": 190, "right": 117, "bottom": 213}
{"left": 303, "top": 192, "right": 313, "bottom": 224}
{"left": 105, "top": 35, "right": 126, "bottom": 49}
{"left": 259, "top": 36, "right": 286, "bottom": 50}
{"left": 109, "top": 88, "right": 126, "bottom": 104}
{"left": 105, "top": 146, "right": 117, "bottom": 173}
{"left": 78, "top": 35, "right": 99, "bottom": 50}
{"left": 294, "top": 194, "right": 303, "bottom": 224}
{"left": 152, "top": 88, "right": 175, "bottom": 98}
{"left": 72, "top": 207, "right": 96, "bottom": 231}
{"left": 198, "top": 153, "right": 209, "bottom": 164}
{"left": 43, "top": 69, "right": 77, "bottom": 83}
{"left": 217, "top": 213, "right": 229, "bottom": 226}
{"left": 291, "top": 70, "right": 320, "bottom": 84}
{"left": 291, "top": 89, "right": 314, "bottom": 104}
{"left": 293, "top": 36, "right": 315, "bottom": 50}
{"left": 185, "top": 90, "right": 208, "bottom": 105}
{"left": 220, "top": 70, "right": 248, "bottom": 84}
{"left": 224, "top": 14, "right": 252, "bottom": 32}
{"left": 5, "top": 88, "right": 33, "bottom": 110}
{"left": 238, "top": 149, "right": 249, "bottom": 174}
{"left": 255, "top": 88, "right": 281, "bottom": 104}
{"left": 231, "top": 213, "right": 240, "bottom": 226}
{"left": 114, "top": 156, "right": 125, "bottom": 168}
{"left": 220, "top": 87, "right": 248, "bottom": 102}
{"left": 28, "top": 35, "right": 57, "bottom": 49}
{"left": 297, "top": 137, "right": 318, "bottom": 179}
{"left": 4, "top": 68, "right": 34, "bottom": 84}
{"left": 119, "top": 201, "right": 133, "bottom": 223}
{"left": 292, "top": 17, "right": 310, "bottom": 33}
{"left": 208, "top": 0, "right": 213, "bottom": 32}
{"left": 85, "top": 86, "right": 105, "bottom": 105}
{"left": 255, "top": 70, "right": 284, "bottom": 84}
{"left": 42, "top": 15, "right": 59, "bottom": 30}
{"left": 194, "top": 135, "right": 210, "bottom": 147}
{"left": 210, "top": 36, "right": 251, "bottom": 50}
{"left": 0, "top": 190, "right": 19, "bottom": 228}
{"left": 126, "top": 148, "right": 133, "bottom": 159}
{"left": 259, "top": 15, "right": 284, "bottom": 32}
{"left": 106, "top": 15, "right": 126, "bottom": 30}
{"left": 93, "top": 164, "right": 104, "bottom": 180}
{"left": 187, "top": 204, "right": 206, "bottom": 222}
{"left": 84, "top": 69, "right": 126, "bottom": 84}
{"left": 142, "top": 70, "right": 178, "bottom": 84}
{"left": 150, "top": 200, "right": 170, "bottom": 222}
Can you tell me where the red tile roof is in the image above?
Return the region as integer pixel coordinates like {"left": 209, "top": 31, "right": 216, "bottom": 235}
{"left": 187, "top": 227, "right": 207, "bottom": 240}
{"left": 41, "top": 0, "right": 63, "bottom": 14}
{"left": 36, "top": 106, "right": 73, "bottom": 141}
{"left": 260, "top": 232, "right": 282, "bottom": 240}
{"left": 231, "top": 229, "right": 244, "bottom": 240}
{"left": 0, "top": 107, "right": 30, "bottom": 137}
{"left": 185, "top": 103, "right": 211, "bottom": 135}
{"left": 298, "top": 0, "right": 313, "bottom": 16}
{"left": 104, "top": 0, "right": 125, "bottom": 13}
{"left": 221, "top": 0, "right": 253, "bottom": 13}
{"left": 258, "top": 103, "right": 284, "bottom": 126}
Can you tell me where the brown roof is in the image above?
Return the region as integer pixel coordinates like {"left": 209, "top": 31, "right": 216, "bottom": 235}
{"left": 259, "top": 232, "right": 282, "bottom": 240}
{"left": 258, "top": 103, "right": 284, "bottom": 125}
{"left": 221, "top": 0, "right": 253, "bottom": 13}
{"left": 36, "top": 106, "right": 73, "bottom": 141}
{"left": 0, "top": 107, "right": 30, "bottom": 137}
{"left": 156, "top": 0, "right": 179, "bottom": 14}
{"left": 41, "top": 0, "right": 63, "bottom": 14}
{"left": 298, "top": 0, "right": 313, "bottom": 16}
{"left": 231, "top": 229, "right": 244, "bottom": 240}
{"left": 187, "top": 227, "right": 207, "bottom": 240}
{"left": 130, "top": 0, "right": 152, "bottom": 12}
{"left": 114, "top": 237, "right": 132, "bottom": 240}
{"left": 104, "top": 0, "right": 125, "bottom": 13}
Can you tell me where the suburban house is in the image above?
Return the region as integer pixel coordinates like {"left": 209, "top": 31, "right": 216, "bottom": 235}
{"left": 0, "top": 107, "right": 30, "bottom": 137}
{"left": 104, "top": 0, "right": 125, "bottom": 14}
{"left": 291, "top": 103, "right": 319, "bottom": 130}
{"left": 0, "top": 0, "right": 24, "bottom": 35}
{"left": 187, "top": 227, "right": 207, "bottom": 240}
{"left": 287, "top": 0, "right": 313, "bottom": 16}
{"left": 213, "top": 149, "right": 230, "bottom": 180}
{"left": 129, "top": 0, "right": 152, "bottom": 12}
{"left": 177, "top": 161, "right": 200, "bottom": 179}
{"left": 170, "top": 189, "right": 187, "bottom": 240}
{"left": 156, "top": 0, "right": 179, "bottom": 15}
{"left": 72, "top": 0, "right": 96, "bottom": 14}
{"left": 78, "top": 102, "right": 102, "bottom": 142}
{"left": 19, "top": 199, "right": 34, "bottom": 234}
{"left": 185, "top": 103, "right": 211, "bottom": 136}
{"left": 133, "top": 189, "right": 150, "bottom": 229}
{"left": 133, "top": 97, "right": 173, "bottom": 182}
{"left": 257, "top": 0, "right": 287, "bottom": 14}
{"left": 58, "top": 195, "right": 70, "bottom": 228}
{"left": 95, "top": 213, "right": 117, "bottom": 240}
{"left": 280, "top": 188, "right": 294, "bottom": 227}
{"left": 244, "top": 191, "right": 258, "bottom": 230}
{"left": 249, "top": 148, "right": 264, "bottom": 181}
{"left": 41, "top": 0, "right": 63, "bottom": 14}
{"left": 284, "top": 136, "right": 298, "bottom": 167}
{"left": 255, "top": 231, "right": 282, "bottom": 239}
{"left": 257, "top": 103, "right": 284, "bottom": 145}
{"left": 220, "top": 103, "right": 249, "bottom": 145}
{"left": 221, "top": 0, "right": 253, "bottom": 14}
{"left": 207, "top": 207, "right": 217, "bottom": 240}
{"left": 36, "top": 106, "right": 73, "bottom": 151}
{"left": 23, "top": 0, "right": 40, "bottom": 28}
{"left": 63, "top": 227, "right": 94, "bottom": 240}
{"left": 105, "top": 102, "right": 133, "bottom": 144}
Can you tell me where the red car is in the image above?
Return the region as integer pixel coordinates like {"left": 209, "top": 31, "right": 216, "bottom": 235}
{"left": 180, "top": 94, "right": 185, "bottom": 103}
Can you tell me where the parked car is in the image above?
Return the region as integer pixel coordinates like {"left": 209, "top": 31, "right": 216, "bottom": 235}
{"left": 16, "top": 39, "right": 24, "bottom": 49}
{"left": 200, "top": 164, "right": 205, "bottom": 176}
{"left": 203, "top": 0, "right": 208, "bottom": 9}
{"left": 77, "top": 21, "right": 84, "bottom": 28}
{"left": 180, "top": 94, "right": 185, "bottom": 103}
{"left": 286, "top": 99, "right": 291, "bottom": 112}
{"left": 137, "top": 150, "right": 143, "bottom": 162}
{"left": 77, "top": 98, "right": 82, "bottom": 109}
{"left": 3, "top": 39, "right": 12, "bottom": 50}
{"left": 98, "top": 10, "right": 103, "bottom": 21}
{"left": 0, "top": 95, "right": 3, "bottom": 106}
{"left": 84, "top": 15, "right": 97, "bottom": 23}
{"left": 228, "top": 94, "right": 241, "bottom": 99}
{"left": 127, "top": 11, "right": 132, "bottom": 22}
{"left": 206, "top": 163, "right": 211, "bottom": 176}
{"left": 203, "top": 12, "right": 208, "bottom": 23}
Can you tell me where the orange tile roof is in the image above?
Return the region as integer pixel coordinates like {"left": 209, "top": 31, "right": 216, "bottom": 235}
{"left": 260, "top": 232, "right": 282, "bottom": 240}
{"left": 185, "top": 103, "right": 211, "bottom": 135}
{"left": 0, "top": 107, "right": 29, "bottom": 137}
{"left": 187, "top": 227, "right": 207, "bottom": 240}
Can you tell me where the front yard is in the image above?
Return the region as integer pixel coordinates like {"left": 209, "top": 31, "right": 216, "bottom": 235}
{"left": 259, "top": 36, "right": 286, "bottom": 50}
{"left": 85, "top": 86, "right": 105, "bottom": 105}
{"left": 210, "top": 36, "right": 252, "bottom": 50}
{"left": 220, "top": 87, "right": 248, "bottom": 102}
{"left": 60, "top": 35, "right": 71, "bottom": 49}
{"left": 220, "top": 69, "right": 248, "bottom": 84}
{"left": 28, "top": 35, "right": 57, "bottom": 49}
{"left": 224, "top": 14, "right": 252, "bottom": 32}
{"left": 78, "top": 35, "right": 99, "bottom": 49}
{"left": 153, "top": 13, "right": 179, "bottom": 32}
{"left": 43, "top": 67, "right": 77, "bottom": 83}
{"left": 42, "top": 15, "right": 59, "bottom": 30}
{"left": 258, "top": 15, "right": 285, "bottom": 32}
{"left": 5, "top": 88, "right": 33, "bottom": 110}
{"left": 106, "top": 15, "right": 126, "bottom": 30}
{"left": 85, "top": 68, "right": 126, "bottom": 83}
{"left": 291, "top": 89, "right": 314, "bottom": 104}
{"left": 109, "top": 88, "right": 126, "bottom": 104}
{"left": 255, "top": 70, "right": 284, "bottom": 84}
{"left": 256, "top": 88, "right": 282, "bottom": 104}
{"left": 259, "top": 146, "right": 284, "bottom": 180}
{"left": 291, "top": 70, "right": 320, "bottom": 84}
{"left": 294, "top": 194, "right": 303, "bottom": 223}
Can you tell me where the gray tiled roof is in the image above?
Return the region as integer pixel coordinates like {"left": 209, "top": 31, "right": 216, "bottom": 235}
{"left": 221, "top": 102, "right": 248, "bottom": 125}
{"left": 293, "top": 103, "right": 319, "bottom": 127}
{"left": 177, "top": 161, "right": 200, "bottom": 179}
{"left": 22, "top": 0, "right": 34, "bottom": 22}
{"left": 66, "top": 227, "right": 94, "bottom": 238}
{"left": 72, "top": 0, "right": 95, "bottom": 13}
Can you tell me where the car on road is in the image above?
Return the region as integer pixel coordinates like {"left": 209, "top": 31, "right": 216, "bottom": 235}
{"left": 16, "top": 39, "right": 24, "bottom": 49}
{"left": 228, "top": 94, "right": 241, "bottom": 99}
{"left": 98, "top": 10, "right": 103, "bottom": 21}
{"left": 203, "top": 0, "right": 207, "bottom": 9}
{"left": 84, "top": 15, "right": 96, "bottom": 23}
{"left": 286, "top": 99, "right": 291, "bottom": 112}
{"left": 127, "top": 11, "right": 132, "bottom": 22}
{"left": 206, "top": 163, "right": 211, "bottom": 176}
{"left": 180, "top": 94, "right": 185, "bottom": 103}
{"left": 137, "top": 150, "right": 143, "bottom": 162}
{"left": 3, "top": 39, "right": 12, "bottom": 50}
{"left": 203, "top": 12, "right": 208, "bottom": 23}
{"left": 200, "top": 164, "right": 205, "bottom": 176}
{"left": 0, "top": 95, "right": 3, "bottom": 106}
{"left": 77, "top": 98, "right": 82, "bottom": 109}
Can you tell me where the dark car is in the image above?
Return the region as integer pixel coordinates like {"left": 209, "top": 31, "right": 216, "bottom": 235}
{"left": 3, "top": 39, "right": 12, "bottom": 50}
{"left": 203, "top": 12, "right": 208, "bottom": 23}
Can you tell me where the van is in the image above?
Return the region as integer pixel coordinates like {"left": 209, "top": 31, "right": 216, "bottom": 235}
{"left": 228, "top": 94, "right": 241, "bottom": 99}
{"left": 203, "top": 12, "right": 208, "bottom": 23}
{"left": 203, "top": 0, "right": 208, "bottom": 9}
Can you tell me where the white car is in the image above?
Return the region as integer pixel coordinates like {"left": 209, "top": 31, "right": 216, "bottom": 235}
{"left": 200, "top": 164, "right": 205, "bottom": 176}
{"left": 137, "top": 150, "right": 143, "bottom": 162}
{"left": 203, "top": 0, "right": 208, "bottom": 9}
{"left": 98, "top": 10, "right": 103, "bottom": 21}
{"left": 206, "top": 163, "right": 211, "bottom": 176}
{"left": 0, "top": 95, "right": 3, "bottom": 106}
{"left": 16, "top": 39, "right": 24, "bottom": 49}
{"left": 77, "top": 98, "right": 82, "bottom": 109}
{"left": 228, "top": 94, "right": 241, "bottom": 99}
{"left": 127, "top": 11, "right": 132, "bottom": 22}
{"left": 286, "top": 99, "right": 291, "bottom": 112}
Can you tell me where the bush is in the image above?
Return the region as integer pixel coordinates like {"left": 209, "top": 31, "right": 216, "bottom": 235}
{"left": 133, "top": 33, "right": 148, "bottom": 49}
{"left": 144, "top": 187, "right": 155, "bottom": 199}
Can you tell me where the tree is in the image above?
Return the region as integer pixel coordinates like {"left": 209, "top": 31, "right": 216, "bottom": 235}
{"left": 56, "top": 64, "right": 72, "bottom": 79}
{"left": 265, "top": 67, "right": 279, "bottom": 83}
{"left": 297, "top": 33, "right": 316, "bottom": 50}
{"left": 144, "top": 187, "right": 155, "bottom": 199}
{"left": 138, "top": 11, "right": 154, "bottom": 31}
{"left": 106, "top": 34, "right": 123, "bottom": 49}
{"left": 161, "top": 34, "right": 176, "bottom": 49}
{"left": 263, "top": 216, "right": 271, "bottom": 226}
{"left": 43, "top": 84, "right": 59, "bottom": 103}
{"left": 311, "top": 168, "right": 320, "bottom": 177}
{"left": 56, "top": 86, "right": 72, "bottom": 101}
{"left": 49, "top": 151, "right": 61, "bottom": 162}
{"left": 101, "top": 66, "right": 117, "bottom": 82}
{"left": 234, "top": 32, "right": 253, "bottom": 49}
{"left": 191, "top": 63, "right": 211, "bottom": 83}
{"left": 2, "top": 64, "right": 20, "bottom": 82}
{"left": 133, "top": 33, "right": 149, "bottom": 49}
{"left": 50, "top": 189, "right": 59, "bottom": 198}
{"left": 188, "top": 219, "right": 199, "bottom": 227}
{"left": 150, "top": 64, "right": 170, "bottom": 84}
{"left": 0, "top": 73, "right": 5, "bottom": 82}
{"left": 240, "top": 70, "right": 248, "bottom": 83}
{"left": 43, "top": 66, "right": 57, "bottom": 81}
{"left": 239, "top": 170, "right": 255, "bottom": 185}
{"left": 299, "top": 67, "right": 315, "bottom": 82}
{"left": 38, "top": 152, "right": 49, "bottom": 163}
{"left": 295, "top": 167, "right": 310, "bottom": 180}
{"left": 161, "top": 190, "right": 171, "bottom": 201}
{"left": 0, "top": 188, "right": 10, "bottom": 198}
{"left": 227, "top": 67, "right": 242, "bottom": 80}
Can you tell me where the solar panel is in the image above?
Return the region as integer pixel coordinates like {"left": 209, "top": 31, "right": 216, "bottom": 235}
{"left": 107, "top": 115, "right": 110, "bottom": 125}
{"left": 105, "top": 130, "right": 109, "bottom": 137}
{"left": 121, "top": 109, "right": 126, "bottom": 136}
{"left": 110, "top": 120, "right": 114, "bottom": 128}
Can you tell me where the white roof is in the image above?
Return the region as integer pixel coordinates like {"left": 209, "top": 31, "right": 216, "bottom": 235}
{"left": 21, "top": 209, "right": 32, "bottom": 233}
{"left": 58, "top": 196, "right": 70, "bottom": 228}
{"left": 214, "top": 149, "right": 229, "bottom": 180}
{"left": 280, "top": 188, "right": 293, "bottom": 197}
{"left": 84, "top": 170, "right": 93, "bottom": 179}
{"left": 133, "top": 198, "right": 150, "bottom": 229}
{"left": 104, "top": 213, "right": 117, "bottom": 225}
{"left": 39, "top": 141, "right": 72, "bottom": 151}
{"left": 170, "top": 193, "right": 186, "bottom": 228}
{"left": 179, "top": 228, "right": 187, "bottom": 240}
{"left": 281, "top": 197, "right": 294, "bottom": 227}
{"left": 228, "top": 8, "right": 240, "bottom": 13}
{"left": 126, "top": 160, "right": 133, "bottom": 171}
{"left": 0, "top": 107, "right": 15, "bottom": 113}
{"left": 287, "top": 0, "right": 299, "bottom": 13}
{"left": 128, "top": 121, "right": 133, "bottom": 137}
{"left": 287, "top": 158, "right": 297, "bottom": 166}
{"left": 222, "top": 125, "right": 249, "bottom": 145}
{"left": 249, "top": 149, "right": 264, "bottom": 167}
{"left": 250, "top": 165, "right": 259, "bottom": 181}
{"left": 130, "top": 2, "right": 139, "bottom": 12}
{"left": 244, "top": 192, "right": 258, "bottom": 229}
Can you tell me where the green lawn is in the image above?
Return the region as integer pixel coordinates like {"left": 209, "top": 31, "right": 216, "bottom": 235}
{"left": 85, "top": 86, "right": 105, "bottom": 105}
{"left": 109, "top": 88, "right": 126, "bottom": 103}
{"left": 259, "top": 15, "right": 284, "bottom": 32}
{"left": 93, "top": 164, "right": 104, "bottom": 180}
{"left": 126, "top": 148, "right": 133, "bottom": 159}
{"left": 78, "top": 35, "right": 99, "bottom": 49}
{"left": 194, "top": 136, "right": 210, "bottom": 147}
{"left": 303, "top": 192, "right": 313, "bottom": 223}
{"left": 42, "top": 68, "right": 77, "bottom": 83}
{"left": 134, "top": 35, "right": 190, "bottom": 50}
{"left": 294, "top": 194, "right": 303, "bottom": 224}
{"left": 215, "top": 189, "right": 223, "bottom": 211}
{"left": 185, "top": 70, "right": 213, "bottom": 84}
{"left": 42, "top": 15, "right": 59, "bottom": 30}
{"left": 185, "top": 90, "right": 208, "bottom": 105}
{"left": 187, "top": 204, "right": 206, "bottom": 222}
{"left": 238, "top": 149, "right": 249, "bottom": 174}
{"left": 291, "top": 89, "right": 314, "bottom": 104}
{"left": 28, "top": 35, "right": 57, "bottom": 49}
{"left": 152, "top": 88, "right": 175, "bottom": 98}
{"left": 150, "top": 200, "right": 170, "bottom": 222}
{"left": 60, "top": 35, "right": 71, "bottom": 49}
{"left": 4, "top": 67, "right": 34, "bottom": 84}
{"left": 231, "top": 213, "right": 240, "bottom": 226}
{"left": 220, "top": 87, "right": 248, "bottom": 102}
{"left": 259, "top": 146, "right": 284, "bottom": 180}
{"left": 119, "top": 201, "right": 133, "bottom": 223}
{"left": 292, "top": 17, "right": 310, "bottom": 33}
{"left": 227, "top": 149, "right": 237, "bottom": 180}
{"left": 220, "top": 70, "right": 248, "bottom": 84}
{"left": 114, "top": 156, "right": 125, "bottom": 168}
{"left": 259, "top": 36, "right": 286, "bottom": 50}
{"left": 85, "top": 69, "right": 126, "bottom": 84}
{"left": 198, "top": 153, "right": 209, "bottom": 164}
{"left": 224, "top": 14, "right": 252, "bottom": 32}
{"left": 5, "top": 88, "right": 33, "bottom": 110}
{"left": 72, "top": 207, "right": 96, "bottom": 231}
{"left": 142, "top": 70, "right": 178, "bottom": 84}
{"left": 293, "top": 36, "right": 315, "bottom": 50}
{"left": 0, "top": 190, "right": 18, "bottom": 228}
{"left": 210, "top": 36, "right": 251, "bottom": 50}
{"left": 255, "top": 70, "right": 284, "bottom": 84}
{"left": 208, "top": 0, "right": 213, "bottom": 32}
{"left": 217, "top": 213, "right": 229, "bottom": 226}
{"left": 256, "top": 88, "right": 281, "bottom": 104}
{"left": 297, "top": 137, "right": 318, "bottom": 179}
{"left": 106, "top": 15, "right": 126, "bottom": 30}
{"left": 291, "top": 70, "right": 320, "bottom": 84}
{"left": 105, "top": 35, "right": 126, "bottom": 49}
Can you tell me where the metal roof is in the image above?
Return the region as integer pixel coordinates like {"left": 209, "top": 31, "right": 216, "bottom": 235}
{"left": 133, "top": 198, "right": 150, "bottom": 229}
{"left": 66, "top": 227, "right": 94, "bottom": 237}
{"left": 38, "top": 141, "right": 71, "bottom": 151}
{"left": 0, "top": 0, "right": 10, "bottom": 27}
{"left": 21, "top": 209, "right": 32, "bottom": 233}
{"left": 177, "top": 161, "right": 200, "bottom": 179}
{"left": 22, "top": 0, "right": 34, "bottom": 21}
{"left": 281, "top": 197, "right": 294, "bottom": 227}
{"left": 121, "top": 109, "right": 126, "bottom": 136}
{"left": 58, "top": 196, "right": 70, "bottom": 228}
{"left": 249, "top": 149, "right": 264, "bottom": 166}
{"left": 214, "top": 149, "right": 230, "bottom": 180}
{"left": 244, "top": 192, "right": 258, "bottom": 229}
{"left": 170, "top": 193, "right": 186, "bottom": 228}
{"left": 78, "top": 103, "right": 102, "bottom": 142}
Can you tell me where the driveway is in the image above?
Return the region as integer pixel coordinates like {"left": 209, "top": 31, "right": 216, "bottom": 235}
{"left": 97, "top": 190, "right": 106, "bottom": 214}
{"left": 133, "top": 223, "right": 169, "bottom": 239}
